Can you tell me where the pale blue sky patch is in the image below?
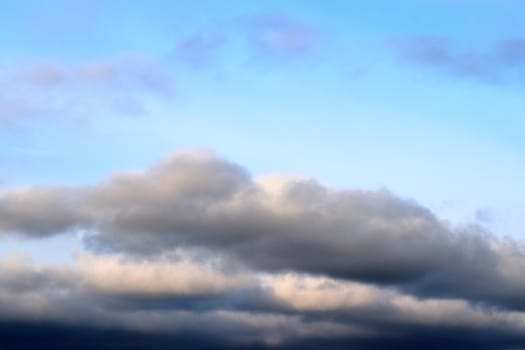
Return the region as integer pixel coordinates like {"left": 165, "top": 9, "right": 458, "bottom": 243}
{"left": 0, "top": 0, "right": 524, "bottom": 261}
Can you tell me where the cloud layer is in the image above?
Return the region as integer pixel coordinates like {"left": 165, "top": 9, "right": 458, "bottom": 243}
{"left": 1, "top": 149, "right": 525, "bottom": 348}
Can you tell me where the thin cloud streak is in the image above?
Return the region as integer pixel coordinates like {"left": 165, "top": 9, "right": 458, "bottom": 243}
{"left": 0, "top": 56, "right": 173, "bottom": 126}
{"left": 395, "top": 36, "right": 525, "bottom": 82}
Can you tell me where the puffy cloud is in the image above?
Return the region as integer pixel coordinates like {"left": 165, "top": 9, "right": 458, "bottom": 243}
{"left": 1, "top": 149, "right": 525, "bottom": 311}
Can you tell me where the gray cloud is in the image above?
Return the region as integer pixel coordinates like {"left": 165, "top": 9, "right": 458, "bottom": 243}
{"left": 1, "top": 150, "right": 525, "bottom": 310}
{"left": 0, "top": 253, "right": 368, "bottom": 347}
{"left": 0, "top": 187, "right": 88, "bottom": 235}
{"left": 2, "top": 252, "right": 525, "bottom": 349}
{"left": 395, "top": 36, "right": 525, "bottom": 82}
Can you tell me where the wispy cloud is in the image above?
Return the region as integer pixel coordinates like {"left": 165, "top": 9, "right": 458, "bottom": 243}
{"left": 8, "top": 56, "right": 173, "bottom": 93}
{"left": 0, "top": 56, "right": 173, "bottom": 127}
{"left": 172, "top": 14, "right": 320, "bottom": 70}
{"left": 395, "top": 36, "right": 525, "bottom": 82}
{"left": 175, "top": 31, "right": 228, "bottom": 69}
{"left": 247, "top": 15, "right": 319, "bottom": 60}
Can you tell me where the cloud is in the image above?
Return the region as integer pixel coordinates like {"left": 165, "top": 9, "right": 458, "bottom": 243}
{"left": 395, "top": 36, "right": 525, "bottom": 82}
{"left": 1, "top": 14, "right": 320, "bottom": 129}
{"left": 175, "top": 31, "right": 228, "bottom": 69}
{"left": 4, "top": 150, "right": 525, "bottom": 347}
{"left": 0, "top": 56, "right": 173, "bottom": 126}
{"left": 8, "top": 55, "right": 172, "bottom": 94}
{"left": 8, "top": 57, "right": 173, "bottom": 94}
{"left": 0, "top": 95, "right": 56, "bottom": 127}
{"left": 171, "top": 14, "right": 319, "bottom": 71}
{"left": 0, "top": 187, "right": 88, "bottom": 235}
{"left": 76, "top": 251, "right": 253, "bottom": 297}
{"left": 1, "top": 149, "right": 525, "bottom": 311}
{"left": 0, "top": 253, "right": 368, "bottom": 348}
{"left": 475, "top": 207, "right": 497, "bottom": 224}
{"left": 247, "top": 15, "right": 318, "bottom": 59}
{"left": 2, "top": 251, "right": 525, "bottom": 349}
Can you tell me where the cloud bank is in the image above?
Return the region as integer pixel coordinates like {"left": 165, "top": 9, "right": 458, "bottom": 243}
{"left": 2, "top": 149, "right": 525, "bottom": 349}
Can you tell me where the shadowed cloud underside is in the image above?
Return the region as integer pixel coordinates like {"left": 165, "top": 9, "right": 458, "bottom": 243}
{"left": 1, "top": 150, "right": 525, "bottom": 349}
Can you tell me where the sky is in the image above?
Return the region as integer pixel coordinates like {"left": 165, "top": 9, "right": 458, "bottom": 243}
{"left": 0, "top": 1, "right": 525, "bottom": 349}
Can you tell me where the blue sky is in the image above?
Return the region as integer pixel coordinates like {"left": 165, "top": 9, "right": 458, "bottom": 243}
{"left": 2, "top": 0, "right": 523, "bottom": 243}
{"left": 2, "top": 2, "right": 525, "bottom": 349}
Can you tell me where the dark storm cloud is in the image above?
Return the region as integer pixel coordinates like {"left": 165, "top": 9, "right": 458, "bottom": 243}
{"left": 395, "top": 36, "right": 525, "bottom": 82}
{"left": 1, "top": 150, "right": 525, "bottom": 310}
